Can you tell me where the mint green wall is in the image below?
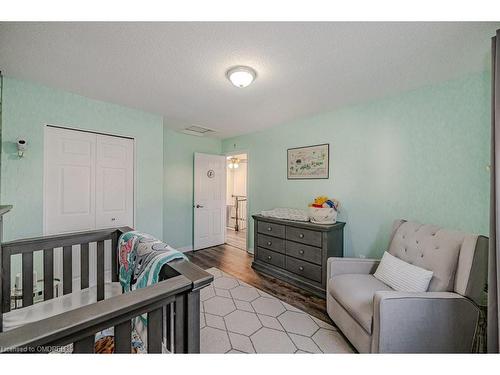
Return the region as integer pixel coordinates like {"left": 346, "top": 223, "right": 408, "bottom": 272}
{"left": 163, "top": 127, "right": 222, "bottom": 249}
{"left": 1, "top": 77, "right": 164, "bottom": 241}
{"left": 223, "top": 72, "right": 491, "bottom": 258}
{"left": 1, "top": 71, "right": 491, "bottom": 260}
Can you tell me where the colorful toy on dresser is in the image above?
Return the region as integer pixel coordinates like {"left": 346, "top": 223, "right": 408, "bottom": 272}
{"left": 309, "top": 196, "right": 340, "bottom": 210}
{"left": 308, "top": 195, "right": 340, "bottom": 224}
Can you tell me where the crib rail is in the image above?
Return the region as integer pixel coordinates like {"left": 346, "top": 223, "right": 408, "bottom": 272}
{"left": 0, "top": 226, "right": 213, "bottom": 353}
{"left": 0, "top": 274, "right": 192, "bottom": 353}
{"left": 1, "top": 227, "right": 127, "bottom": 314}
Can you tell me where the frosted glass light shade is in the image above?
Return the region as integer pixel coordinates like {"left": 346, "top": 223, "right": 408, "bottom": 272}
{"left": 227, "top": 66, "right": 257, "bottom": 88}
{"left": 227, "top": 157, "right": 240, "bottom": 169}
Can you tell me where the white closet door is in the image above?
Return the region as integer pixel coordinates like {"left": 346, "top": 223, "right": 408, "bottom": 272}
{"left": 45, "top": 127, "right": 134, "bottom": 290}
{"left": 95, "top": 134, "right": 134, "bottom": 229}
{"left": 45, "top": 127, "right": 96, "bottom": 235}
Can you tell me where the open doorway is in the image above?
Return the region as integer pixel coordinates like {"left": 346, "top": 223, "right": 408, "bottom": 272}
{"left": 225, "top": 153, "right": 248, "bottom": 251}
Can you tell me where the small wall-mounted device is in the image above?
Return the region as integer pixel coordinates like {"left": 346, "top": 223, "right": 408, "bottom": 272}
{"left": 16, "top": 138, "right": 27, "bottom": 158}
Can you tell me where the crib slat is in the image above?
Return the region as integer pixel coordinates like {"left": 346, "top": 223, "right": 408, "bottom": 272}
{"left": 174, "top": 294, "right": 185, "bottom": 353}
{"left": 80, "top": 243, "right": 89, "bottom": 290}
{"left": 114, "top": 320, "right": 132, "bottom": 353}
{"left": 1, "top": 249, "right": 11, "bottom": 313}
{"left": 112, "top": 233, "right": 118, "bottom": 282}
{"left": 73, "top": 335, "right": 95, "bottom": 353}
{"left": 148, "top": 307, "right": 163, "bottom": 353}
{"left": 166, "top": 303, "right": 173, "bottom": 352}
{"left": 63, "top": 246, "right": 72, "bottom": 295}
{"left": 185, "top": 290, "right": 201, "bottom": 353}
{"left": 22, "top": 252, "right": 34, "bottom": 307}
{"left": 0, "top": 215, "right": 4, "bottom": 331}
{"left": 43, "top": 249, "right": 54, "bottom": 300}
{"left": 97, "top": 240, "right": 104, "bottom": 301}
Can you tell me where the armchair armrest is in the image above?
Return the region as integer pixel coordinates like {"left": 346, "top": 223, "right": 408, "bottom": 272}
{"left": 327, "top": 257, "right": 380, "bottom": 279}
{"left": 371, "top": 291, "right": 480, "bottom": 353}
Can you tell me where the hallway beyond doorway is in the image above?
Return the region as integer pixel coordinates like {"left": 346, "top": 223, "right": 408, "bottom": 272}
{"left": 225, "top": 152, "right": 248, "bottom": 251}
{"left": 226, "top": 227, "right": 247, "bottom": 250}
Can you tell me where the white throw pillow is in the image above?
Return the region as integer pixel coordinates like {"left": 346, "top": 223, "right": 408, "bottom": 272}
{"left": 374, "top": 251, "right": 433, "bottom": 292}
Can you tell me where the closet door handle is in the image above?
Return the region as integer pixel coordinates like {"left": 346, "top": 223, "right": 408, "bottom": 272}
{"left": 299, "top": 250, "right": 304, "bottom": 255}
{"left": 299, "top": 266, "right": 304, "bottom": 271}
{"left": 267, "top": 227, "right": 272, "bottom": 231}
{"left": 299, "top": 233, "right": 304, "bottom": 238}
{"left": 267, "top": 255, "right": 272, "bottom": 260}
{"left": 267, "top": 241, "right": 272, "bottom": 246}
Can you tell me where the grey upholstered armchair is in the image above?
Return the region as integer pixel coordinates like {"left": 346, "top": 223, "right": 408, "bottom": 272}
{"left": 327, "top": 219, "right": 488, "bottom": 353}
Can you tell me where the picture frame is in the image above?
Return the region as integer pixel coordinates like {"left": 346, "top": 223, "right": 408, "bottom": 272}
{"left": 287, "top": 143, "right": 329, "bottom": 180}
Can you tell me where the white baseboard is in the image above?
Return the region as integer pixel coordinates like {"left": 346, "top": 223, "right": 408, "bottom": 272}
{"left": 177, "top": 245, "right": 193, "bottom": 253}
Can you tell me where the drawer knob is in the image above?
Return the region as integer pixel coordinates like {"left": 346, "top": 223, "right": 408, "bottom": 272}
{"left": 267, "top": 241, "right": 272, "bottom": 246}
{"left": 267, "top": 255, "right": 272, "bottom": 260}
{"left": 299, "top": 250, "right": 304, "bottom": 254}
{"left": 299, "top": 233, "right": 304, "bottom": 238}
{"left": 299, "top": 266, "right": 304, "bottom": 271}
{"left": 267, "top": 227, "right": 272, "bottom": 231}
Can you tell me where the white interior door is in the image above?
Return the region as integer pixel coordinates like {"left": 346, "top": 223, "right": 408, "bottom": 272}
{"left": 96, "top": 134, "right": 134, "bottom": 229}
{"left": 194, "top": 153, "right": 226, "bottom": 250}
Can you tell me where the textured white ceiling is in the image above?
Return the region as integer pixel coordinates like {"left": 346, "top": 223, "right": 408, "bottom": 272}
{"left": 0, "top": 22, "right": 498, "bottom": 138}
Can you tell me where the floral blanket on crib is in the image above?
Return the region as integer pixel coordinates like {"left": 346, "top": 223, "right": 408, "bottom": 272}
{"left": 118, "top": 231, "right": 187, "bottom": 294}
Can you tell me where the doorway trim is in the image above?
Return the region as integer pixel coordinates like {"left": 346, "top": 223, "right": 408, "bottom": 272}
{"left": 225, "top": 149, "right": 250, "bottom": 253}
{"left": 42, "top": 123, "right": 137, "bottom": 235}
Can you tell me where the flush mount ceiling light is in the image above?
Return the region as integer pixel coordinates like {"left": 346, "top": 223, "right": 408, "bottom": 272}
{"left": 226, "top": 66, "right": 257, "bottom": 88}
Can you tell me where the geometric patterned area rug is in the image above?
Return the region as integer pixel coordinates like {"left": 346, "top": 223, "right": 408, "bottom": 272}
{"left": 200, "top": 268, "right": 354, "bottom": 354}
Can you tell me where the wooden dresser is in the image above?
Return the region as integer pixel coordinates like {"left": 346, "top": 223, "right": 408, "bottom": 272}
{"left": 252, "top": 214, "right": 345, "bottom": 298}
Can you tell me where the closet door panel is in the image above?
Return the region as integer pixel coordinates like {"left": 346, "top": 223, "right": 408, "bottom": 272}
{"left": 95, "top": 134, "right": 134, "bottom": 229}
{"left": 45, "top": 127, "right": 96, "bottom": 235}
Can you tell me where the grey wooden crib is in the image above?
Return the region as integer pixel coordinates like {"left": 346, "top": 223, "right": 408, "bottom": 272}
{"left": 0, "top": 206, "right": 212, "bottom": 353}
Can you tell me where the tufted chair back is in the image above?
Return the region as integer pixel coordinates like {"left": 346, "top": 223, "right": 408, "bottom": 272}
{"left": 387, "top": 220, "right": 488, "bottom": 305}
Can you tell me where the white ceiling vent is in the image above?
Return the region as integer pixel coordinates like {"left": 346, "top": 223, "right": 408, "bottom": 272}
{"left": 181, "top": 125, "right": 216, "bottom": 137}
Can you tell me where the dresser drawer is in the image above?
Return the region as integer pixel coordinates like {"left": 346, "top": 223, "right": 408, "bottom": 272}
{"left": 285, "top": 241, "right": 322, "bottom": 265}
{"left": 285, "top": 257, "right": 322, "bottom": 283}
{"left": 286, "top": 226, "right": 322, "bottom": 247}
{"left": 256, "top": 247, "right": 285, "bottom": 269}
{"left": 257, "top": 234, "right": 285, "bottom": 254}
{"left": 257, "top": 221, "right": 285, "bottom": 238}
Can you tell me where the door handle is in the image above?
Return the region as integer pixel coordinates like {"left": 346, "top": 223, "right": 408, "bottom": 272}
{"left": 195, "top": 204, "right": 204, "bottom": 208}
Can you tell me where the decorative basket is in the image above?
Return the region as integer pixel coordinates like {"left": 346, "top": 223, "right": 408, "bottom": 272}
{"left": 308, "top": 207, "right": 337, "bottom": 224}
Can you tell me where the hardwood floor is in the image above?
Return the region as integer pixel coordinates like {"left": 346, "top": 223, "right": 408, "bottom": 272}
{"left": 225, "top": 228, "right": 247, "bottom": 250}
{"left": 186, "top": 243, "right": 332, "bottom": 323}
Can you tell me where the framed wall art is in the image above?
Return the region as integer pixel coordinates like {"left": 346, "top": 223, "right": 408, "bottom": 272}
{"left": 287, "top": 143, "right": 329, "bottom": 180}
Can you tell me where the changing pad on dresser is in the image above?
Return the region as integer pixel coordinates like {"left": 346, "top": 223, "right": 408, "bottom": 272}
{"left": 260, "top": 208, "right": 310, "bottom": 222}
